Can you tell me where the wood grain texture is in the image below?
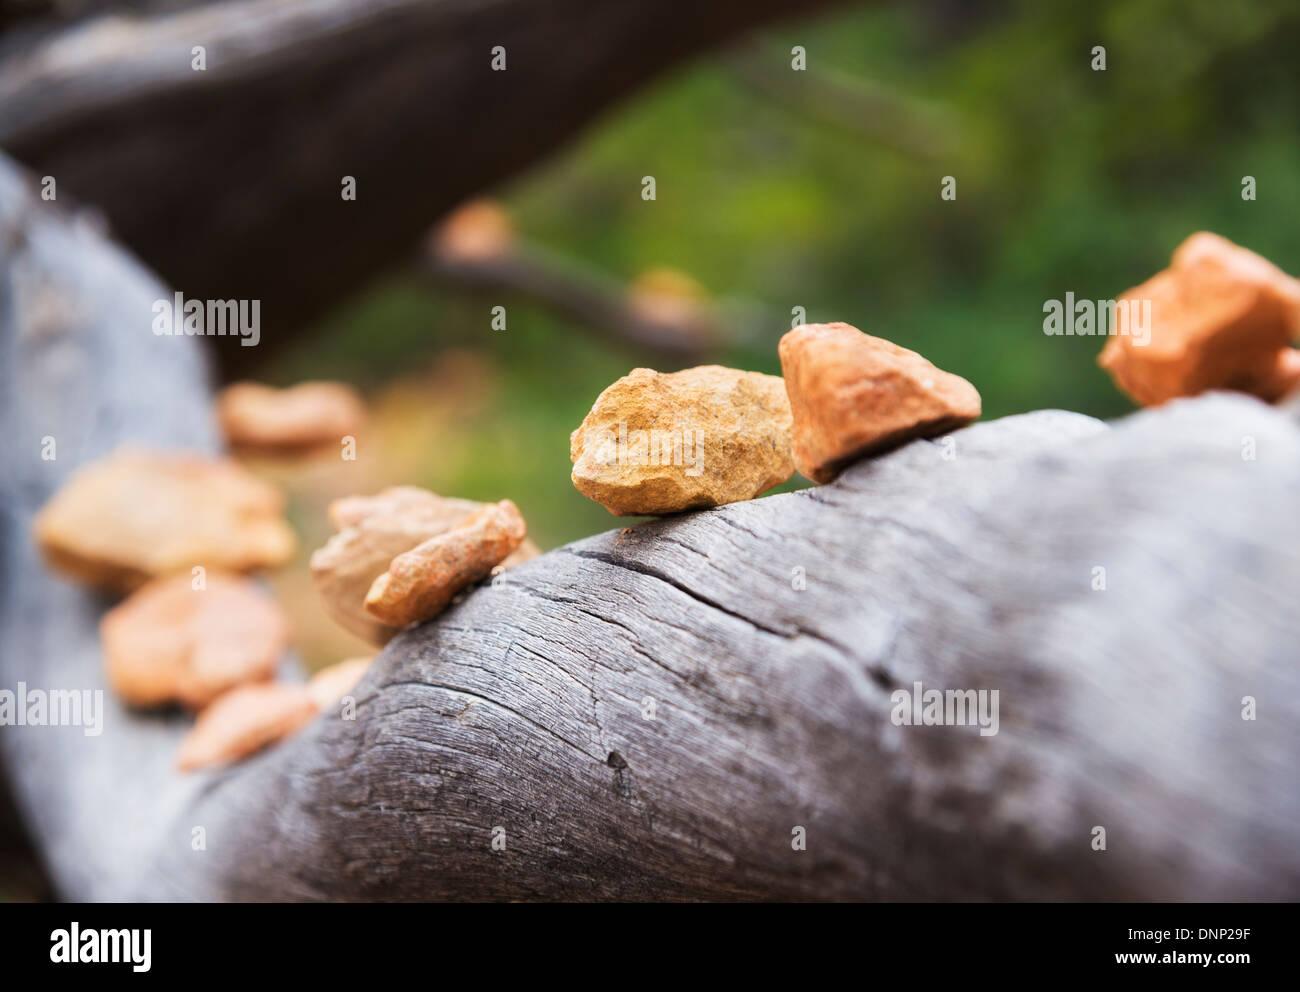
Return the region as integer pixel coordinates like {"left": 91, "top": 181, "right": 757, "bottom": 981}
{"left": 3, "top": 153, "right": 1298, "bottom": 901}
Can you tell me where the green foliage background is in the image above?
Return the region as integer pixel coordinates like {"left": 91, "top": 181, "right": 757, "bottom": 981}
{"left": 269, "top": 0, "right": 1300, "bottom": 549}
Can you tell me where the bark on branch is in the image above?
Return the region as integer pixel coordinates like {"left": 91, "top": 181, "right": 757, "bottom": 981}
{"left": 2, "top": 154, "right": 1298, "bottom": 901}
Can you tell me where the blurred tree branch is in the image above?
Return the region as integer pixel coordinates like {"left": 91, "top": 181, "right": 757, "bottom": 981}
{"left": 726, "top": 43, "right": 958, "bottom": 160}
{"left": 420, "top": 221, "right": 719, "bottom": 362}
{"left": 0, "top": 0, "right": 853, "bottom": 372}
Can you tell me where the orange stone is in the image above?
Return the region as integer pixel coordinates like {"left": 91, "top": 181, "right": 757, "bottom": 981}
{"left": 100, "top": 572, "right": 290, "bottom": 709}
{"left": 175, "top": 683, "right": 316, "bottom": 771}
{"left": 363, "top": 500, "right": 526, "bottom": 628}
{"left": 778, "top": 322, "right": 981, "bottom": 484}
{"left": 1099, "top": 232, "right": 1300, "bottom": 405}
{"left": 429, "top": 199, "right": 515, "bottom": 263}
{"left": 1249, "top": 347, "right": 1300, "bottom": 402}
{"left": 35, "top": 447, "right": 295, "bottom": 592}
{"left": 216, "top": 380, "right": 365, "bottom": 454}
{"left": 312, "top": 487, "right": 538, "bottom": 645}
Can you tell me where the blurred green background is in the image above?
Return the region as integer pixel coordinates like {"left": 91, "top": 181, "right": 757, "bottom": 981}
{"left": 263, "top": 0, "right": 1300, "bottom": 555}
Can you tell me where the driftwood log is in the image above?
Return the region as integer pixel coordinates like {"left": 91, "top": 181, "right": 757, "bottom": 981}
{"left": 0, "top": 0, "right": 848, "bottom": 367}
{"left": 2, "top": 154, "right": 1299, "bottom": 901}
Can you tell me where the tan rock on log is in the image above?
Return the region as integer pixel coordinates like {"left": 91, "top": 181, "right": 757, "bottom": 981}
{"left": 34, "top": 447, "right": 296, "bottom": 592}
{"left": 311, "top": 486, "right": 539, "bottom": 645}
{"left": 570, "top": 365, "right": 794, "bottom": 515}
{"left": 100, "top": 572, "right": 290, "bottom": 709}
{"left": 363, "top": 500, "right": 526, "bottom": 628}
{"left": 1099, "top": 232, "right": 1300, "bottom": 406}
{"left": 175, "top": 683, "right": 317, "bottom": 771}
{"left": 217, "top": 380, "right": 366, "bottom": 454}
{"left": 779, "top": 323, "right": 981, "bottom": 484}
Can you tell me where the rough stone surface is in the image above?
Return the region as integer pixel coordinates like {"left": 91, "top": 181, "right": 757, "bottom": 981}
{"left": 33, "top": 446, "right": 296, "bottom": 592}
{"left": 779, "top": 322, "right": 981, "bottom": 483}
{"left": 1172, "top": 231, "right": 1300, "bottom": 314}
{"left": 328, "top": 486, "right": 471, "bottom": 532}
{"left": 307, "top": 657, "right": 372, "bottom": 712}
{"left": 175, "top": 684, "right": 317, "bottom": 772}
{"left": 570, "top": 365, "right": 794, "bottom": 514}
{"left": 1100, "top": 232, "right": 1300, "bottom": 406}
{"left": 311, "top": 487, "right": 538, "bottom": 645}
{"left": 100, "top": 572, "right": 290, "bottom": 709}
{"left": 363, "top": 499, "right": 526, "bottom": 627}
{"left": 216, "top": 380, "right": 365, "bottom": 454}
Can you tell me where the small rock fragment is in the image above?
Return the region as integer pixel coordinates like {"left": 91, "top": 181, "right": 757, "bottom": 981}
{"left": 175, "top": 683, "right": 316, "bottom": 771}
{"left": 569, "top": 365, "right": 794, "bottom": 515}
{"left": 364, "top": 500, "right": 526, "bottom": 628}
{"left": 778, "top": 322, "right": 981, "bottom": 484}
{"left": 216, "top": 380, "right": 365, "bottom": 454}
{"left": 34, "top": 447, "right": 296, "bottom": 592}
{"left": 626, "top": 267, "right": 716, "bottom": 346}
{"left": 327, "top": 485, "right": 479, "bottom": 533}
{"left": 307, "top": 657, "right": 372, "bottom": 711}
{"left": 100, "top": 572, "right": 290, "bottom": 709}
{"left": 1099, "top": 232, "right": 1300, "bottom": 406}
{"left": 311, "top": 487, "right": 538, "bottom": 645}
{"left": 430, "top": 199, "right": 515, "bottom": 262}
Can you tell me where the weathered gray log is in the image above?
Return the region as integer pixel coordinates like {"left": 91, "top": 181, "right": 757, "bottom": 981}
{"left": 0, "top": 0, "right": 849, "bottom": 369}
{"left": 3, "top": 153, "right": 1299, "bottom": 901}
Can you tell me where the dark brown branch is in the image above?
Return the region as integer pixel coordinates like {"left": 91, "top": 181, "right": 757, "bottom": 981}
{"left": 0, "top": 0, "right": 852, "bottom": 372}
{"left": 420, "top": 242, "right": 719, "bottom": 361}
